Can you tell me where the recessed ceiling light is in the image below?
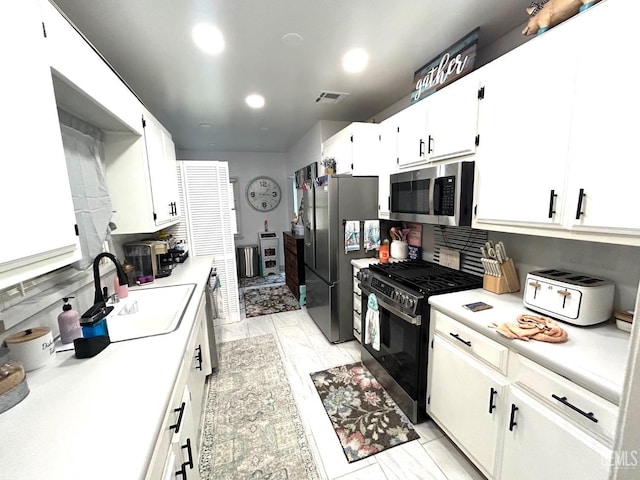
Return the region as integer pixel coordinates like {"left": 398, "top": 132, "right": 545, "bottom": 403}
{"left": 342, "top": 48, "right": 369, "bottom": 73}
{"left": 245, "top": 94, "right": 265, "bottom": 109}
{"left": 259, "top": 127, "right": 269, "bottom": 131}
{"left": 282, "top": 32, "right": 304, "bottom": 47}
{"left": 192, "top": 23, "right": 225, "bottom": 55}
{"left": 199, "top": 122, "right": 212, "bottom": 128}
{"left": 208, "top": 142, "right": 217, "bottom": 147}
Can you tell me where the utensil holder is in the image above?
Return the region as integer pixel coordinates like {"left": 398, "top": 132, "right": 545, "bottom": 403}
{"left": 483, "top": 259, "right": 520, "bottom": 294}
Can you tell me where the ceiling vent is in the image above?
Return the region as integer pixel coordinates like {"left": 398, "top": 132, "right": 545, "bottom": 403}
{"left": 315, "top": 91, "right": 350, "bottom": 104}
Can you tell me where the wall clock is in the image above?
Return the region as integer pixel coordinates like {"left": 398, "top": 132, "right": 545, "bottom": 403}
{"left": 246, "top": 176, "right": 282, "bottom": 212}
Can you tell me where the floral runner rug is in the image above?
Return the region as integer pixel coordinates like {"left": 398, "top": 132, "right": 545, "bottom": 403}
{"left": 310, "top": 362, "right": 420, "bottom": 463}
{"left": 239, "top": 272, "right": 285, "bottom": 288}
{"left": 199, "top": 334, "right": 320, "bottom": 480}
{"left": 243, "top": 285, "right": 301, "bottom": 318}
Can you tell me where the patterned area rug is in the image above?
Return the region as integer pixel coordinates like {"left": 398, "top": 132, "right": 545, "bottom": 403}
{"left": 310, "top": 362, "right": 420, "bottom": 463}
{"left": 239, "top": 272, "right": 285, "bottom": 288}
{"left": 243, "top": 285, "right": 301, "bottom": 318}
{"left": 199, "top": 334, "right": 320, "bottom": 480}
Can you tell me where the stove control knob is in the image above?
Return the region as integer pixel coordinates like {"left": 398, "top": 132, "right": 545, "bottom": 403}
{"left": 391, "top": 290, "right": 399, "bottom": 301}
{"left": 399, "top": 294, "right": 407, "bottom": 306}
{"left": 406, "top": 298, "right": 415, "bottom": 309}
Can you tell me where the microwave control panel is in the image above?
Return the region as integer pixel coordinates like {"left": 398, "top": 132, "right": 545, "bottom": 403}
{"left": 434, "top": 176, "right": 455, "bottom": 216}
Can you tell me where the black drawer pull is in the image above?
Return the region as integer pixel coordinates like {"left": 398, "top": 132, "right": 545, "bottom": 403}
{"left": 548, "top": 189, "right": 557, "bottom": 218}
{"left": 509, "top": 403, "right": 518, "bottom": 431}
{"left": 552, "top": 394, "right": 598, "bottom": 423}
{"left": 489, "top": 387, "right": 497, "bottom": 414}
{"left": 195, "top": 345, "right": 203, "bottom": 371}
{"left": 575, "top": 188, "right": 586, "bottom": 219}
{"left": 449, "top": 332, "right": 471, "bottom": 347}
{"left": 170, "top": 401, "right": 186, "bottom": 434}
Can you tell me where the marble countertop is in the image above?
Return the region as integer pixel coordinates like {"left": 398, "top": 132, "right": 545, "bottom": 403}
{"left": 429, "top": 289, "right": 631, "bottom": 405}
{"left": 0, "top": 256, "right": 214, "bottom": 480}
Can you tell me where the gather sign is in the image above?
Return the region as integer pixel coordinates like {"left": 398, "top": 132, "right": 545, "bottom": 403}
{"left": 411, "top": 27, "right": 480, "bottom": 104}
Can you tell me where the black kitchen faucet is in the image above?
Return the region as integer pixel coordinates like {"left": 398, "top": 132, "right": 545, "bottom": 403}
{"left": 92, "top": 252, "right": 129, "bottom": 306}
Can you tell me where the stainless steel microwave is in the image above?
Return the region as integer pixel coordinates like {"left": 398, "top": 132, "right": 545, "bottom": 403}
{"left": 389, "top": 161, "right": 474, "bottom": 226}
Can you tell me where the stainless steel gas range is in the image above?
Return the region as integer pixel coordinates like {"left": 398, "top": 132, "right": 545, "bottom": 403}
{"left": 359, "top": 260, "right": 482, "bottom": 423}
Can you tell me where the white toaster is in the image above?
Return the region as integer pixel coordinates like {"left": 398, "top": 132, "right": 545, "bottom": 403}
{"left": 523, "top": 269, "right": 614, "bottom": 326}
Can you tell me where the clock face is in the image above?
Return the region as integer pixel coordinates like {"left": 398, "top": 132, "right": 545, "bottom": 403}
{"left": 246, "top": 176, "right": 282, "bottom": 212}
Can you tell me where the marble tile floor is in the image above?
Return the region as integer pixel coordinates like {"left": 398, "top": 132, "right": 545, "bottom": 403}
{"left": 214, "top": 305, "right": 487, "bottom": 480}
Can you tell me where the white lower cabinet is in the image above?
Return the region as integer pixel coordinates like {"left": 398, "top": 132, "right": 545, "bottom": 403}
{"left": 429, "top": 335, "right": 507, "bottom": 478}
{"left": 147, "top": 293, "right": 211, "bottom": 479}
{"left": 427, "top": 310, "right": 613, "bottom": 480}
{"left": 500, "top": 386, "right": 611, "bottom": 480}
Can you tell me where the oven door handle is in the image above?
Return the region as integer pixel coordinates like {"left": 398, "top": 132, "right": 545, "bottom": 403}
{"left": 361, "top": 287, "right": 421, "bottom": 326}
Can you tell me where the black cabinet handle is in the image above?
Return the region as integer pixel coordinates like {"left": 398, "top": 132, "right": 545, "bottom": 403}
{"left": 509, "top": 403, "right": 519, "bottom": 431}
{"left": 548, "top": 189, "right": 557, "bottom": 218}
{"left": 170, "top": 402, "right": 186, "bottom": 434}
{"left": 489, "top": 387, "right": 497, "bottom": 414}
{"left": 195, "top": 345, "right": 203, "bottom": 371}
{"left": 419, "top": 139, "right": 425, "bottom": 157}
{"left": 175, "top": 438, "right": 194, "bottom": 477}
{"left": 427, "top": 135, "right": 433, "bottom": 154}
{"left": 575, "top": 189, "right": 586, "bottom": 220}
{"left": 552, "top": 394, "right": 598, "bottom": 423}
{"left": 449, "top": 332, "right": 471, "bottom": 347}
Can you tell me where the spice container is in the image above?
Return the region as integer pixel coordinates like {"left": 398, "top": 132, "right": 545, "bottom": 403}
{"left": 0, "top": 353, "right": 29, "bottom": 414}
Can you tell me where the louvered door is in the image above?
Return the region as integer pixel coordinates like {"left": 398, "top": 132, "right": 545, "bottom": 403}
{"left": 178, "top": 161, "right": 241, "bottom": 324}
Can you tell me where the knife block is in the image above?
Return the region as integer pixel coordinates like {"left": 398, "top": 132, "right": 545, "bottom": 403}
{"left": 483, "top": 259, "right": 520, "bottom": 294}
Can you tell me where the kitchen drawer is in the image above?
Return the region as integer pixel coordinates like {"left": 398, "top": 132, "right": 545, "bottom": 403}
{"left": 509, "top": 353, "right": 618, "bottom": 445}
{"left": 353, "top": 310, "right": 362, "bottom": 333}
{"left": 353, "top": 293, "right": 362, "bottom": 315}
{"left": 433, "top": 310, "right": 509, "bottom": 374}
{"left": 353, "top": 280, "right": 362, "bottom": 296}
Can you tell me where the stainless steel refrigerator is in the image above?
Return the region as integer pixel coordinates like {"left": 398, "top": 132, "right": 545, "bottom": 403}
{"left": 304, "top": 175, "right": 378, "bottom": 343}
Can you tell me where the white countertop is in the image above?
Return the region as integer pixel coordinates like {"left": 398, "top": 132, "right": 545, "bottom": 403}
{"left": 0, "top": 256, "right": 214, "bottom": 480}
{"left": 350, "top": 257, "right": 379, "bottom": 269}
{"left": 429, "top": 289, "right": 631, "bottom": 405}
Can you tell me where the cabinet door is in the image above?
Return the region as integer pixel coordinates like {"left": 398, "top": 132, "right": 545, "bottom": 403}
{"left": 474, "top": 23, "right": 577, "bottom": 228}
{"left": 397, "top": 100, "right": 428, "bottom": 168}
{"left": 428, "top": 335, "right": 507, "bottom": 477}
{"left": 322, "top": 129, "right": 352, "bottom": 175}
{"left": 0, "top": 0, "right": 80, "bottom": 289}
{"left": 500, "top": 387, "right": 611, "bottom": 480}
{"left": 378, "top": 115, "right": 400, "bottom": 219}
{"left": 564, "top": 0, "right": 640, "bottom": 236}
{"left": 186, "top": 294, "right": 210, "bottom": 445}
{"left": 425, "top": 72, "right": 480, "bottom": 162}
{"left": 39, "top": 0, "right": 142, "bottom": 134}
{"left": 350, "top": 123, "right": 381, "bottom": 176}
{"left": 143, "top": 114, "right": 179, "bottom": 226}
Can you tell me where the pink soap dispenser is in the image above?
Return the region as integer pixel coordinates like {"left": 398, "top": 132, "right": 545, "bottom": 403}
{"left": 57, "top": 297, "right": 82, "bottom": 344}
{"left": 113, "top": 276, "right": 129, "bottom": 299}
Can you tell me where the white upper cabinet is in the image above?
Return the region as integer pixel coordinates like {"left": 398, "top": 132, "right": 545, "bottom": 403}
{"left": 424, "top": 71, "right": 481, "bottom": 162}
{"left": 377, "top": 113, "right": 401, "bottom": 219}
{"left": 322, "top": 122, "right": 381, "bottom": 176}
{"left": 474, "top": 21, "right": 577, "bottom": 229}
{"left": 104, "top": 111, "right": 180, "bottom": 234}
{"left": 39, "top": 0, "right": 142, "bottom": 134}
{"left": 396, "top": 99, "right": 429, "bottom": 169}
{"left": 563, "top": 0, "right": 640, "bottom": 238}
{"left": 474, "top": 0, "right": 640, "bottom": 245}
{"left": 0, "top": 0, "right": 80, "bottom": 290}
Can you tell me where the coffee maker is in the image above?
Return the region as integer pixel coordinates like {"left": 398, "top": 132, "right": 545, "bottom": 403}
{"left": 123, "top": 240, "right": 173, "bottom": 284}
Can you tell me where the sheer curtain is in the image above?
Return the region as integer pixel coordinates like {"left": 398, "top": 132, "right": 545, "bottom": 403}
{"left": 58, "top": 109, "right": 113, "bottom": 270}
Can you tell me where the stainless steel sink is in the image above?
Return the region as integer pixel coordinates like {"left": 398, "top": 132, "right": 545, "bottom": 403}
{"left": 106, "top": 283, "right": 196, "bottom": 342}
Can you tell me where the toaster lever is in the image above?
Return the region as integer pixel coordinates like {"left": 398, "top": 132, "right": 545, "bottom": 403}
{"left": 528, "top": 281, "right": 541, "bottom": 299}
{"left": 557, "top": 289, "right": 571, "bottom": 308}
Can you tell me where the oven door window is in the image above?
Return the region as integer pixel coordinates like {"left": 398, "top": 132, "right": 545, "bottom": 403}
{"left": 364, "top": 303, "right": 419, "bottom": 399}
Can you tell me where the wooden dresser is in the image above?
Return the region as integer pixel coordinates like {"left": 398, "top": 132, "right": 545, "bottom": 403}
{"left": 283, "top": 231, "right": 305, "bottom": 299}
